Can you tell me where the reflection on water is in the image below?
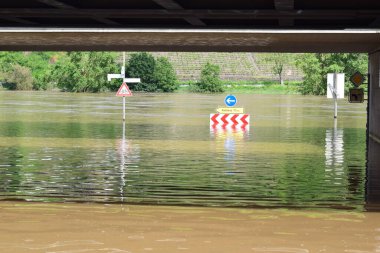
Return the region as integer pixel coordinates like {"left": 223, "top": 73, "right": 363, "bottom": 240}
{"left": 118, "top": 120, "right": 141, "bottom": 202}
{"left": 325, "top": 119, "right": 345, "bottom": 184}
{"left": 0, "top": 92, "right": 368, "bottom": 210}
{"left": 210, "top": 125, "right": 249, "bottom": 170}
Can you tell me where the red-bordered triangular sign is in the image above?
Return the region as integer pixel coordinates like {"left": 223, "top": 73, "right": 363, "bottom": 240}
{"left": 116, "top": 83, "right": 132, "bottom": 97}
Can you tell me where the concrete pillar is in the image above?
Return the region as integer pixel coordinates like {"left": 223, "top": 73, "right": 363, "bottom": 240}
{"left": 366, "top": 51, "right": 380, "bottom": 210}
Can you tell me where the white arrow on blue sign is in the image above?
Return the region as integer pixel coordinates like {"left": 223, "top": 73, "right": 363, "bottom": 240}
{"left": 224, "top": 95, "right": 237, "bottom": 107}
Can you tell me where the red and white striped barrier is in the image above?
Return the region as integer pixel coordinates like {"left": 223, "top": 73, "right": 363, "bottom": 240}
{"left": 210, "top": 114, "right": 250, "bottom": 128}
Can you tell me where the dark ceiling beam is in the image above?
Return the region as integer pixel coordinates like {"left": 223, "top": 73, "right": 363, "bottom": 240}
{"left": 36, "top": 0, "right": 75, "bottom": 9}
{"left": 370, "top": 17, "right": 380, "bottom": 28}
{"left": 2, "top": 0, "right": 48, "bottom": 25}
{"left": 152, "top": 0, "right": 183, "bottom": 10}
{"left": 274, "top": 0, "right": 294, "bottom": 27}
{"left": 152, "top": 0, "right": 206, "bottom": 26}
{"left": 1, "top": 9, "right": 380, "bottom": 19}
{"left": 35, "top": 0, "right": 121, "bottom": 26}
{"left": 0, "top": 17, "right": 37, "bottom": 25}
{"left": 274, "top": 0, "right": 294, "bottom": 10}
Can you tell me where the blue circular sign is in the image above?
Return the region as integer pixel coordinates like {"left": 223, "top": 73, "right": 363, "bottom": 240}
{"left": 224, "top": 95, "right": 237, "bottom": 107}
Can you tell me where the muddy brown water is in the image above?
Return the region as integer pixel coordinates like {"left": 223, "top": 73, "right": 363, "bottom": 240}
{"left": 1, "top": 202, "right": 379, "bottom": 253}
{"left": 0, "top": 91, "right": 373, "bottom": 252}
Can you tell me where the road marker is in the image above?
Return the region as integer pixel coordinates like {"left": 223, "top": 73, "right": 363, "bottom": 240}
{"left": 217, "top": 107, "right": 244, "bottom": 114}
{"left": 107, "top": 52, "right": 140, "bottom": 121}
{"left": 210, "top": 113, "right": 250, "bottom": 127}
{"left": 224, "top": 95, "right": 237, "bottom": 107}
{"left": 116, "top": 83, "right": 132, "bottom": 97}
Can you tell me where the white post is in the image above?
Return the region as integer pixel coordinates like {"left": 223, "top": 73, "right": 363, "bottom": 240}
{"left": 123, "top": 96, "right": 126, "bottom": 121}
{"left": 123, "top": 52, "right": 126, "bottom": 69}
{"left": 122, "top": 52, "right": 126, "bottom": 122}
{"left": 107, "top": 52, "right": 140, "bottom": 121}
{"left": 333, "top": 73, "right": 338, "bottom": 119}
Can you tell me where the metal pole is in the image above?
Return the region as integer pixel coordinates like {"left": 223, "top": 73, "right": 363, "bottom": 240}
{"left": 123, "top": 96, "right": 126, "bottom": 121}
{"left": 123, "top": 52, "right": 126, "bottom": 69}
{"left": 334, "top": 73, "right": 338, "bottom": 119}
{"left": 123, "top": 52, "right": 126, "bottom": 122}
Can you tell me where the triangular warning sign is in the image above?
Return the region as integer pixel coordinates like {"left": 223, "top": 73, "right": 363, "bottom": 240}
{"left": 116, "top": 83, "right": 132, "bottom": 97}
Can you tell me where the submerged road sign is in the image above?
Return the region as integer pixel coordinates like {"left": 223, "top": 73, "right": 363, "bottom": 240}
{"left": 116, "top": 83, "right": 132, "bottom": 97}
{"left": 350, "top": 71, "right": 365, "bottom": 87}
{"left": 224, "top": 95, "right": 237, "bottom": 107}
{"left": 217, "top": 107, "right": 244, "bottom": 114}
{"left": 210, "top": 113, "right": 250, "bottom": 127}
{"left": 349, "top": 88, "right": 365, "bottom": 103}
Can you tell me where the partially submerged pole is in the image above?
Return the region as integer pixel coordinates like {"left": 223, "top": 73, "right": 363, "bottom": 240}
{"left": 122, "top": 52, "right": 126, "bottom": 122}
{"left": 333, "top": 73, "right": 338, "bottom": 119}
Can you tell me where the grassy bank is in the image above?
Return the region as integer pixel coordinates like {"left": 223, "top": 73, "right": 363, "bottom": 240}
{"left": 178, "top": 81, "right": 302, "bottom": 94}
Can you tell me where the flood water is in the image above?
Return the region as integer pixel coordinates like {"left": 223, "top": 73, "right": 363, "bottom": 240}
{"left": 1, "top": 201, "right": 380, "bottom": 253}
{"left": 0, "top": 91, "right": 375, "bottom": 253}
{"left": 0, "top": 91, "right": 368, "bottom": 210}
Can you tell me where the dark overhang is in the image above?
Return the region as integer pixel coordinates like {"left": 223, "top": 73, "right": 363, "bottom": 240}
{"left": 1, "top": 0, "right": 380, "bottom": 52}
{"left": 1, "top": 0, "right": 380, "bottom": 29}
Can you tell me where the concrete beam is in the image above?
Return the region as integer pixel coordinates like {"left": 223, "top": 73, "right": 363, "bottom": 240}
{"left": 0, "top": 28, "right": 380, "bottom": 52}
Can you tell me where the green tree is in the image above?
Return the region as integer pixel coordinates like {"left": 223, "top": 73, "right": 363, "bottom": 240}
{"left": 50, "top": 52, "right": 118, "bottom": 92}
{"left": 153, "top": 57, "right": 178, "bottom": 92}
{"left": 126, "top": 52, "right": 157, "bottom": 92}
{"left": 192, "top": 62, "right": 224, "bottom": 93}
{"left": 0, "top": 51, "right": 58, "bottom": 90}
{"left": 296, "top": 53, "right": 368, "bottom": 95}
{"left": 262, "top": 53, "right": 294, "bottom": 85}
{"left": 4, "top": 64, "right": 33, "bottom": 90}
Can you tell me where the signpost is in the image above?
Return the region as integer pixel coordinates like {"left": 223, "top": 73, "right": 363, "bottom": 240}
{"left": 349, "top": 71, "right": 365, "bottom": 104}
{"left": 211, "top": 94, "right": 250, "bottom": 131}
{"left": 224, "top": 95, "right": 237, "bottom": 107}
{"left": 108, "top": 52, "right": 141, "bottom": 121}
{"left": 350, "top": 71, "right": 365, "bottom": 87}
{"left": 327, "top": 73, "right": 345, "bottom": 118}
{"left": 217, "top": 107, "right": 244, "bottom": 114}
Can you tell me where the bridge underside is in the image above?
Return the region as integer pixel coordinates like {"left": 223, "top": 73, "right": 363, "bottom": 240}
{"left": 1, "top": 0, "right": 380, "bottom": 52}
{"left": 1, "top": 29, "right": 380, "bottom": 52}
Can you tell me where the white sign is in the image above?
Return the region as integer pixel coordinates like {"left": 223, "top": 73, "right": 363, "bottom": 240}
{"left": 107, "top": 66, "right": 141, "bottom": 83}
{"left": 327, "top": 73, "right": 345, "bottom": 99}
{"left": 116, "top": 83, "right": 132, "bottom": 97}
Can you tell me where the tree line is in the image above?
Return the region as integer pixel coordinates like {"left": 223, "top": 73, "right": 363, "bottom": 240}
{"left": 0, "top": 51, "right": 368, "bottom": 95}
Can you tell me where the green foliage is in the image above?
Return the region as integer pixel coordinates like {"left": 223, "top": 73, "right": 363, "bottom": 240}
{"left": 192, "top": 62, "right": 224, "bottom": 93}
{"left": 126, "top": 52, "right": 157, "bottom": 92}
{"left": 296, "top": 54, "right": 324, "bottom": 95}
{"left": 261, "top": 53, "right": 294, "bottom": 85}
{"left": 3, "top": 64, "right": 33, "bottom": 90}
{"left": 50, "top": 52, "right": 118, "bottom": 92}
{"left": 153, "top": 57, "right": 178, "bottom": 92}
{"left": 0, "top": 52, "right": 58, "bottom": 90}
{"left": 296, "top": 53, "right": 368, "bottom": 95}
{"left": 125, "top": 53, "right": 179, "bottom": 92}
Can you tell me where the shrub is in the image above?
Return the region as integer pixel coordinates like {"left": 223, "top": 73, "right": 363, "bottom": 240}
{"left": 296, "top": 53, "right": 368, "bottom": 95}
{"left": 126, "top": 52, "right": 157, "bottom": 92}
{"left": 154, "top": 57, "right": 178, "bottom": 92}
{"left": 4, "top": 64, "right": 33, "bottom": 90}
{"left": 192, "top": 62, "right": 224, "bottom": 92}
{"left": 50, "top": 52, "right": 118, "bottom": 92}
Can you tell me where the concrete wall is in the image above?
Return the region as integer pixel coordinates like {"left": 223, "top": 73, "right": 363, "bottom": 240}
{"left": 367, "top": 52, "right": 380, "bottom": 210}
